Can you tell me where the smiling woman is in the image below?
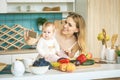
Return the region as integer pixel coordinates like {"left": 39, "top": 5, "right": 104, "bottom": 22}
{"left": 24, "top": 12, "right": 86, "bottom": 60}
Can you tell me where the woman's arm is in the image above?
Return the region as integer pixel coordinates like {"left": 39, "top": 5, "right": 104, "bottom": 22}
{"left": 53, "top": 38, "right": 60, "bottom": 53}
{"left": 64, "top": 43, "right": 80, "bottom": 58}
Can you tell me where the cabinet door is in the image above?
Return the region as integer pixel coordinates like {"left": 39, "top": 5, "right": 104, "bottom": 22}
{"left": 7, "top": 0, "right": 25, "bottom": 2}
{"left": 0, "top": 0, "right": 7, "bottom": 13}
{"left": 0, "top": 55, "right": 12, "bottom": 64}
{"left": 42, "top": 0, "right": 74, "bottom": 2}
{"left": 7, "top": 0, "right": 42, "bottom": 3}
{"left": 11, "top": 53, "right": 38, "bottom": 63}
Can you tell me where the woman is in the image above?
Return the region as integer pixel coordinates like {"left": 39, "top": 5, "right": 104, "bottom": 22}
{"left": 24, "top": 12, "right": 86, "bottom": 59}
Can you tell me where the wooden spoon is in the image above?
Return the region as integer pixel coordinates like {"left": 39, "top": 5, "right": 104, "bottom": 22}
{"left": 102, "top": 29, "right": 107, "bottom": 48}
{"left": 111, "top": 34, "right": 118, "bottom": 49}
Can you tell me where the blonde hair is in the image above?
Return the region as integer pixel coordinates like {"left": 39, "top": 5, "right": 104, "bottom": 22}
{"left": 38, "top": 22, "right": 55, "bottom": 38}
{"left": 68, "top": 12, "right": 86, "bottom": 53}
{"left": 42, "top": 22, "right": 55, "bottom": 32}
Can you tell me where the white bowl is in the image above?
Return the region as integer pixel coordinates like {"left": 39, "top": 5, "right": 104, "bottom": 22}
{"left": 30, "top": 66, "right": 49, "bottom": 75}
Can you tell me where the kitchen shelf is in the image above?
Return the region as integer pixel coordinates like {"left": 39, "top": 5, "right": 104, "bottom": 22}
{"left": 7, "top": 0, "right": 42, "bottom": 3}
{"left": 7, "top": 11, "right": 71, "bottom": 14}
{"left": 6, "top": 0, "right": 75, "bottom": 13}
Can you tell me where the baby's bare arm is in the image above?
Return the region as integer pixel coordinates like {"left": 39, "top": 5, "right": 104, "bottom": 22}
{"left": 24, "top": 30, "right": 38, "bottom": 45}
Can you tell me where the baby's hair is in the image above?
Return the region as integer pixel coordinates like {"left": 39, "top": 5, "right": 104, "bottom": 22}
{"left": 42, "top": 22, "right": 55, "bottom": 32}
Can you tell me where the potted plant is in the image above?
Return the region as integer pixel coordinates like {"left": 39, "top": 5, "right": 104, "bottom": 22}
{"left": 37, "top": 17, "right": 47, "bottom": 31}
{"left": 115, "top": 45, "right": 120, "bottom": 63}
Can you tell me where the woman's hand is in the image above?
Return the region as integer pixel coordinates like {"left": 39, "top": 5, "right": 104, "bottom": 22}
{"left": 24, "top": 30, "right": 38, "bottom": 45}
{"left": 64, "top": 49, "right": 74, "bottom": 58}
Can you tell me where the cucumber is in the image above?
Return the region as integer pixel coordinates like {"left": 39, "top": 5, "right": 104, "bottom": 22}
{"left": 82, "top": 59, "right": 95, "bottom": 65}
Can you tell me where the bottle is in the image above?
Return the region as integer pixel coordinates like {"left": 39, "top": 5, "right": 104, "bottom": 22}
{"left": 11, "top": 59, "right": 25, "bottom": 77}
{"left": 100, "top": 44, "right": 106, "bottom": 61}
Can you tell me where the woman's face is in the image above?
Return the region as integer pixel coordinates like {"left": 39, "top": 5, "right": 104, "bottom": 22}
{"left": 62, "top": 17, "right": 78, "bottom": 36}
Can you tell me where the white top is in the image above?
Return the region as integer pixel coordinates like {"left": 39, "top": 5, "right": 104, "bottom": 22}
{"left": 36, "top": 37, "right": 60, "bottom": 56}
{"left": 0, "top": 64, "right": 120, "bottom": 80}
{"left": 36, "top": 37, "right": 60, "bottom": 62}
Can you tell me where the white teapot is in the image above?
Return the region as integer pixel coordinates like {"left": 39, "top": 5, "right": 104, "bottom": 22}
{"left": 11, "top": 60, "right": 25, "bottom": 77}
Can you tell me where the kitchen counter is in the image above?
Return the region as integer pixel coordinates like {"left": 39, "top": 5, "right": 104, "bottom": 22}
{"left": 0, "top": 49, "right": 37, "bottom": 55}
{"left": 0, "top": 64, "right": 120, "bottom": 80}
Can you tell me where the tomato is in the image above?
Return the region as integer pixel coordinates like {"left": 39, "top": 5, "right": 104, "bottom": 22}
{"left": 76, "top": 54, "right": 87, "bottom": 64}
{"left": 58, "top": 58, "right": 70, "bottom": 64}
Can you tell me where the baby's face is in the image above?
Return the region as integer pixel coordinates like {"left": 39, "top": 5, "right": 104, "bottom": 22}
{"left": 42, "top": 26, "right": 54, "bottom": 40}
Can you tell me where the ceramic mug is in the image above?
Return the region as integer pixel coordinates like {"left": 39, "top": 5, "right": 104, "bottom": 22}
{"left": 22, "top": 58, "right": 34, "bottom": 72}
{"left": 106, "top": 48, "right": 115, "bottom": 62}
{"left": 117, "top": 57, "right": 120, "bottom": 64}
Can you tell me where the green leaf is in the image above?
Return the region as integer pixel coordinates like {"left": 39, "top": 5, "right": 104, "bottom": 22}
{"left": 37, "top": 17, "right": 47, "bottom": 25}
{"left": 116, "top": 50, "right": 120, "bottom": 56}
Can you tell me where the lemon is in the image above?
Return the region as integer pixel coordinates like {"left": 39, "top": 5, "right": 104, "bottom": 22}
{"left": 106, "top": 35, "right": 110, "bottom": 41}
{"left": 97, "top": 33, "right": 104, "bottom": 41}
{"left": 51, "top": 62, "right": 60, "bottom": 68}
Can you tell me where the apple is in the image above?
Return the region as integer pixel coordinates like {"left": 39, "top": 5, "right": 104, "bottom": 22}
{"left": 86, "top": 53, "right": 92, "bottom": 59}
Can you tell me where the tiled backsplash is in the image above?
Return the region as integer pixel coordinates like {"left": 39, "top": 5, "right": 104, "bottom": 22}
{"left": 0, "top": 13, "right": 62, "bottom": 51}
{"left": 0, "top": 13, "right": 62, "bottom": 33}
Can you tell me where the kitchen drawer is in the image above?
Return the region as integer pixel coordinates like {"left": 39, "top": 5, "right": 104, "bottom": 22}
{"left": 0, "top": 55, "right": 12, "bottom": 64}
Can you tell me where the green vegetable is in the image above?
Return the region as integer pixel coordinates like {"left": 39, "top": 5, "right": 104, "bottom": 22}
{"left": 116, "top": 50, "right": 120, "bottom": 56}
{"left": 82, "top": 59, "right": 95, "bottom": 66}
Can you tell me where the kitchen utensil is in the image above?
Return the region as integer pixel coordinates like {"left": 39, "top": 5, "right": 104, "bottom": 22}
{"left": 106, "top": 48, "right": 115, "bottom": 62}
{"left": 111, "top": 34, "right": 118, "bottom": 49}
{"left": 76, "top": 64, "right": 101, "bottom": 69}
{"left": 22, "top": 58, "right": 34, "bottom": 72}
{"left": 102, "top": 29, "right": 107, "bottom": 48}
{"left": 0, "top": 63, "right": 7, "bottom": 71}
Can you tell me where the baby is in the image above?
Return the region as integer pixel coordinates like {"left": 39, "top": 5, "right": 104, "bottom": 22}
{"left": 36, "top": 22, "right": 61, "bottom": 62}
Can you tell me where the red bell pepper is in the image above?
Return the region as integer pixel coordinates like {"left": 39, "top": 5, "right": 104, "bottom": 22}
{"left": 76, "top": 54, "right": 87, "bottom": 64}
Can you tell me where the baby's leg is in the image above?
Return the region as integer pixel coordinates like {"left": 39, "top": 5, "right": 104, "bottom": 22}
{"left": 45, "top": 54, "right": 60, "bottom": 62}
{"left": 58, "top": 50, "right": 69, "bottom": 58}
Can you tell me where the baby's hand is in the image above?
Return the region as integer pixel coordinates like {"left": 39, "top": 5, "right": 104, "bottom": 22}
{"left": 56, "top": 52, "right": 60, "bottom": 56}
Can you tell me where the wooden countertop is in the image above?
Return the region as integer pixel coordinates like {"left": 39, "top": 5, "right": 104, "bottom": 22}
{"left": 0, "top": 49, "right": 37, "bottom": 55}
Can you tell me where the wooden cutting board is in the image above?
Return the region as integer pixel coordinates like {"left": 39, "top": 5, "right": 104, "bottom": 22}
{"left": 0, "top": 63, "right": 7, "bottom": 71}
{"left": 76, "top": 64, "right": 101, "bottom": 69}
